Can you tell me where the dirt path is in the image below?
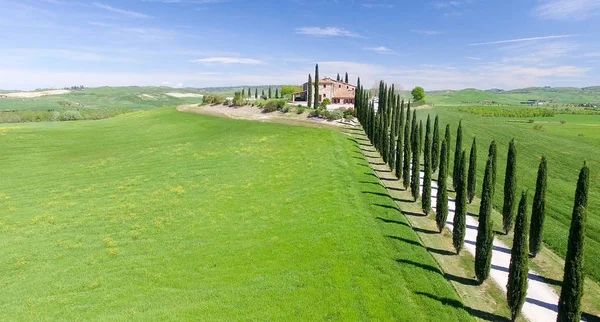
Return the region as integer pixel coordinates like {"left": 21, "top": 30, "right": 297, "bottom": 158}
{"left": 350, "top": 127, "right": 594, "bottom": 322}
{"left": 177, "top": 104, "right": 356, "bottom": 130}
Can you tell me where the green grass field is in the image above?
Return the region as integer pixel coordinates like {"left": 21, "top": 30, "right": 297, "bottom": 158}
{"left": 0, "top": 108, "right": 472, "bottom": 320}
{"left": 423, "top": 107, "right": 600, "bottom": 282}
{"left": 427, "top": 87, "right": 600, "bottom": 106}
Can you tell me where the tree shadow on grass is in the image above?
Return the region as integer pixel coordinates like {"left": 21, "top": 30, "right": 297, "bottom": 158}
{"left": 386, "top": 186, "right": 405, "bottom": 192}
{"left": 386, "top": 236, "right": 424, "bottom": 248}
{"left": 582, "top": 312, "right": 600, "bottom": 322}
{"left": 380, "top": 177, "right": 398, "bottom": 182}
{"left": 402, "top": 210, "right": 426, "bottom": 217}
{"left": 426, "top": 246, "right": 457, "bottom": 256}
{"left": 412, "top": 227, "right": 439, "bottom": 235}
{"left": 373, "top": 203, "right": 400, "bottom": 212}
{"left": 394, "top": 197, "right": 417, "bottom": 203}
{"left": 362, "top": 191, "right": 393, "bottom": 200}
{"left": 415, "top": 292, "right": 510, "bottom": 321}
{"left": 370, "top": 161, "right": 386, "bottom": 166}
{"left": 360, "top": 181, "right": 384, "bottom": 188}
{"left": 398, "top": 259, "right": 481, "bottom": 287}
{"left": 376, "top": 217, "right": 410, "bottom": 228}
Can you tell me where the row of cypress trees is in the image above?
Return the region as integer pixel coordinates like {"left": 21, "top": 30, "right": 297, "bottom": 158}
{"left": 353, "top": 79, "right": 589, "bottom": 322}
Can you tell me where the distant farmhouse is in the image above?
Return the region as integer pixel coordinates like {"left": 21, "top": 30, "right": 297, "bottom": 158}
{"left": 292, "top": 77, "right": 356, "bottom": 104}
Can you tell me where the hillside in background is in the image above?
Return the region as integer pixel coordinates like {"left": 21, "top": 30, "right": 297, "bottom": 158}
{"left": 427, "top": 86, "right": 600, "bottom": 106}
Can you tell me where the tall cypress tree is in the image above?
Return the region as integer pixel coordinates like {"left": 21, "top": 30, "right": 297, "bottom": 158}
{"left": 529, "top": 156, "right": 547, "bottom": 257}
{"left": 307, "top": 74, "right": 313, "bottom": 107}
{"left": 248, "top": 87, "right": 251, "bottom": 98}
{"left": 345, "top": 72, "right": 349, "bottom": 84}
{"left": 432, "top": 115, "right": 440, "bottom": 172}
{"left": 268, "top": 87, "right": 272, "bottom": 99}
{"left": 242, "top": 88, "right": 245, "bottom": 97}
{"left": 337, "top": 73, "right": 340, "bottom": 81}
{"left": 402, "top": 106, "right": 412, "bottom": 189}
{"left": 453, "top": 150, "right": 467, "bottom": 253}
{"left": 475, "top": 153, "right": 495, "bottom": 283}
{"left": 422, "top": 115, "right": 432, "bottom": 214}
{"left": 395, "top": 101, "right": 405, "bottom": 180}
{"left": 255, "top": 88, "right": 258, "bottom": 99}
{"left": 453, "top": 120, "right": 463, "bottom": 191}
{"left": 388, "top": 95, "right": 397, "bottom": 172}
{"left": 275, "top": 88, "right": 279, "bottom": 99}
{"left": 489, "top": 140, "right": 498, "bottom": 195}
{"left": 262, "top": 89, "right": 265, "bottom": 97}
{"left": 503, "top": 139, "right": 518, "bottom": 234}
{"left": 468, "top": 137, "right": 477, "bottom": 203}
{"left": 436, "top": 140, "right": 449, "bottom": 232}
{"left": 411, "top": 115, "right": 420, "bottom": 201}
{"left": 418, "top": 120, "right": 424, "bottom": 154}
{"left": 557, "top": 163, "right": 589, "bottom": 322}
{"left": 444, "top": 124, "right": 451, "bottom": 173}
{"left": 507, "top": 191, "right": 529, "bottom": 322}
{"left": 314, "top": 64, "right": 319, "bottom": 109}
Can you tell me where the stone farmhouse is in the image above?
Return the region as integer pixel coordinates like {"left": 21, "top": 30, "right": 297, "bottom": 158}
{"left": 292, "top": 77, "right": 356, "bottom": 105}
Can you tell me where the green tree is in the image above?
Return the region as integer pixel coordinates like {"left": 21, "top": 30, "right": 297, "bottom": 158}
{"left": 419, "top": 120, "right": 424, "bottom": 154}
{"left": 242, "top": 88, "right": 245, "bottom": 97}
{"left": 402, "top": 106, "right": 412, "bottom": 189}
{"left": 468, "top": 137, "right": 477, "bottom": 203}
{"left": 436, "top": 140, "right": 449, "bottom": 232}
{"left": 281, "top": 85, "right": 302, "bottom": 96}
{"left": 411, "top": 114, "right": 420, "bottom": 200}
{"left": 268, "top": 87, "right": 272, "bottom": 99}
{"left": 557, "top": 163, "right": 589, "bottom": 322}
{"left": 345, "top": 72, "right": 349, "bottom": 84}
{"left": 307, "top": 74, "right": 312, "bottom": 108}
{"left": 529, "top": 156, "right": 547, "bottom": 257}
{"left": 507, "top": 190, "right": 529, "bottom": 322}
{"left": 475, "top": 154, "right": 495, "bottom": 283}
{"left": 489, "top": 140, "right": 498, "bottom": 195}
{"left": 314, "top": 64, "right": 320, "bottom": 109}
{"left": 275, "top": 88, "right": 279, "bottom": 99}
{"left": 422, "top": 115, "right": 432, "bottom": 214}
{"left": 255, "top": 88, "right": 258, "bottom": 99}
{"left": 337, "top": 73, "right": 340, "bottom": 81}
{"left": 432, "top": 115, "right": 440, "bottom": 172}
{"left": 453, "top": 150, "right": 467, "bottom": 253}
{"left": 503, "top": 139, "right": 518, "bottom": 234}
{"left": 444, "top": 124, "right": 451, "bottom": 175}
{"left": 453, "top": 120, "right": 463, "bottom": 191}
{"left": 411, "top": 86, "right": 425, "bottom": 101}
{"left": 395, "top": 101, "right": 405, "bottom": 180}
{"left": 248, "top": 87, "right": 251, "bottom": 98}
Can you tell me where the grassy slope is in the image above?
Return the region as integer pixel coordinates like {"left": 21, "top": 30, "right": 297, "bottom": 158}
{"left": 0, "top": 109, "right": 471, "bottom": 321}
{"left": 423, "top": 107, "right": 600, "bottom": 282}
{"left": 428, "top": 88, "right": 600, "bottom": 106}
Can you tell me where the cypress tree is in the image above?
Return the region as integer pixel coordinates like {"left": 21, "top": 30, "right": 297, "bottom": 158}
{"left": 419, "top": 120, "right": 424, "bottom": 154}
{"left": 489, "top": 140, "right": 498, "bottom": 194}
{"left": 337, "top": 73, "right": 340, "bottom": 81}
{"left": 432, "top": 115, "right": 440, "bottom": 172}
{"left": 422, "top": 115, "right": 432, "bottom": 214}
{"left": 275, "top": 88, "right": 279, "bottom": 99}
{"left": 453, "top": 120, "right": 463, "bottom": 191}
{"left": 248, "top": 87, "right": 251, "bottom": 98}
{"left": 402, "top": 106, "right": 412, "bottom": 189}
{"left": 314, "top": 64, "right": 319, "bottom": 108}
{"left": 262, "top": 89, "right": 265, "bottom": 97}
{"left": 453, "top": 150, "right": 467, "bottom": 253}
{"left": 255, "top": 88, "right": 258, "bottom": 99}
{"left": 529, "top": 156, "right": 547, "bottom": 257}
{"left": 411, "top": 113, "right": 420, "bottom": 200}
{"left": 395, "top": 100, "right": 405, "bottom": 180}
{"left": 507, "top": 191, "right": 529, "bottom": 322}
{"left": 345, "top": 72, "right": 349, "bottom": 83}
{"left": 268, "top": 87, "right": 272, "bottom": 99}
{"left": 436, "top": 140, "right": 449, "bottom": 232}
{"left": 475, "top": 153, "right": 495, "bottom": 283}
{"left": 468, "top": 137, "right": 477, "bottom": 203}
{"left": 307, "top": 74, "right": 312, "bottom": 107}
{"left": 388, "top": 96, "right": 397, "bottom": 172}
{"left": 503, "top": 139, "right": 518, "bottom": 234}
{"left": 557, "top": 163, "right": 589, "bottom": 322}
{"left": 444, "top": 124, "right": 451, "bottom": 172}
{"left": 242, "top": 88, "right": 245, "bottom": 97}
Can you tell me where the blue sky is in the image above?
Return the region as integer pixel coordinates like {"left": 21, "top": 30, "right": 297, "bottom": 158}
{"left": 1, "top": 0, "right": 599, "bottom": 90}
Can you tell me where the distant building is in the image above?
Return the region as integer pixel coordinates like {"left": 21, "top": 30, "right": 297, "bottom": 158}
{"left": 292, "top": 77, "right": 356, "bottom": 104}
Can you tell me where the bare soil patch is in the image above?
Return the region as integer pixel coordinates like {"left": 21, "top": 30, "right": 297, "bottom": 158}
{"left": 177, "top": 104, "right": 356, "bottom": 130}
{"left": 0, "top": 90, "right": 70, "bottom": 99}
{"left": 166, "top": 93, "right": 204, "bottom": 98}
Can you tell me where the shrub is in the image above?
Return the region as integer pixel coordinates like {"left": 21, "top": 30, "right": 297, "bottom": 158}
{"left": 533, "top": 125, "right": 545, "bottom": 131}
{"left": 202, "top": 94, "right": 226, "bottom": 105}
{"left": 308, "top": 109, "right": 320, "bottom": 117}
{"left": 51, "top": 111, "right": 61, "bottom": 121}
{"left": 232, "top": 92, "right": 245, "bottom": 107}
{"left": 326, "top": 109, "right": 343, "bottom": 121}
{"left": 281, "top": 106, "right": 290, "bottom": 113}
{"left": 61, "top": 110, "right": 83, "bottom": 121}
{"left": 528, "top": 119, "right": 534, "bottom": 123}
{"left": 296, "top": 106, "right": 305, "bottom": 114}
{"left": 320, "top": 98, "right": 331, "bottom": 109}
{"left": 344, "top": 107, "right": 356, "bottom": 118}
{"left": 262, "top": 99, "right": 286, "bottom": 113}
{"left": 260, "top": 95, "right": 268, "bottom": 100}
{"left": 560, "top": 120, "right": 566, "bottom": 124}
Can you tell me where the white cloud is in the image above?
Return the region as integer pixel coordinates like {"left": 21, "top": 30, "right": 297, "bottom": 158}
{"left": 294, "top": 27, "right": 361, "bottom": 37}
{"left": 364, "top": 46, "right": 398, "bottom": 55}
{"left": 533, "top": 0, "right": 600, "bottom": 20}
{"left": 432, "top": 1, "right": 461, "bottom": 9}
{"left": 469, "top": 34, "right": 576, "bottom": 46}
{"left": 411, "top": 29, "right": 444, "bottom": 36}
{"left": 93, "top": 2, "right": 151, "bottom": 19}
{"left": 465, "top": 56, "right": 481, "bottom": 60}
{"left": 362, "top": 3, "right": 394, "bottom": 8}
{"left": 191, "top": 57, "right": 264, "bottom": 64}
